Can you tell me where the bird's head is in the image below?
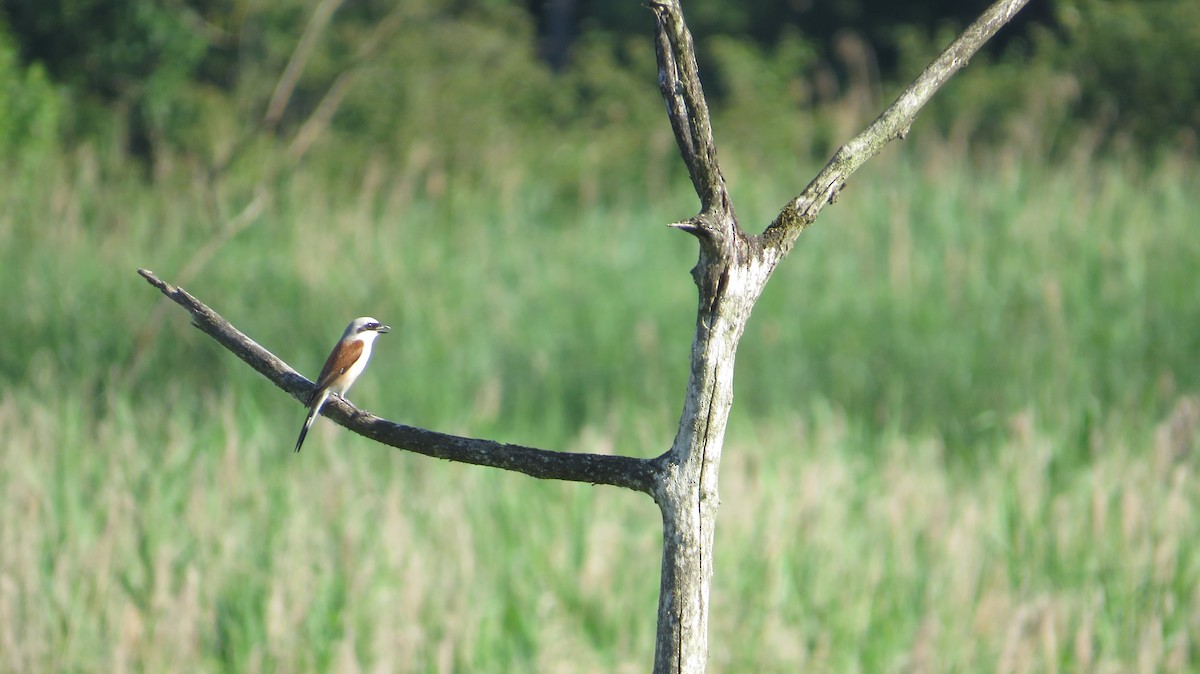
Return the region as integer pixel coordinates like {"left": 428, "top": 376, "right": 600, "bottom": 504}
{"left": 345, "top": 316, "right": 391, "bottom": 341}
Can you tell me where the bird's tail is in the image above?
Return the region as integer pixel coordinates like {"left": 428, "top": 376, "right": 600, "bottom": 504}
{"left": 294, "top": 390, "right": 330, "bottom": 453}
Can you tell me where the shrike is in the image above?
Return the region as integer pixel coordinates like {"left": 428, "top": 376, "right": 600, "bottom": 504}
{"left": 294, "top": 316, "right": 391, "bottom": 452}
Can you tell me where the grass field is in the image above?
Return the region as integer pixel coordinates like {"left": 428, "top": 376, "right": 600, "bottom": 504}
{"left": 1, "top": 133, "right": 1198, "bottom": 672}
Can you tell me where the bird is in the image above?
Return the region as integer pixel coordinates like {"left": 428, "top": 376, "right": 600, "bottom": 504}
{"left": 294, "top": 316, "right": 391, "bottom": 452}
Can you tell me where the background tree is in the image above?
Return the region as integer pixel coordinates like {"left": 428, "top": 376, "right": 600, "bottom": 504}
{"left": 3, "top": 0, "right": 1196, "bottom": 169}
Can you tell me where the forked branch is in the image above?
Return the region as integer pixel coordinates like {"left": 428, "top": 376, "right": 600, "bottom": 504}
{"left": 137, "top": 269, "right": 660, "bottom": 493}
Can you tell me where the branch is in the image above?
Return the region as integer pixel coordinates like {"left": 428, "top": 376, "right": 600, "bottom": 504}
{"left": 264, "top": 0, "right": 347, "bottom": 132}
{"left": 287, "top": 69, "right": 356, "bottom": 162}
{"left": 648, "top": 0, "right": 752, "bottom": 318}
{"left": 760, "top": 0, "right": 1032, "bottom": 255}
{"left": 136, "top": 269, "right": 660, "bottom": 494}
{"left": 124, "top": 190, "right": 267, "bottom": 386}
{"left": 647, "top": 0, "right": 732, "bottom": 224}
{"left": 288, "top": 2, "right": 410, "bottom": 162}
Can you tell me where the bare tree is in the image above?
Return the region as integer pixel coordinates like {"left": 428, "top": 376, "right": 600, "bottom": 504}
{"left": 140, "top": 0, "right": 1031, "bottom": 671}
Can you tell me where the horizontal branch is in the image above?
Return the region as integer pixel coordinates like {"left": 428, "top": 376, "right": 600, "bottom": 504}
{"left": 760, "top": 0, "right": 1031, "bottom": 255}
{"left": 137, "top": 269, "right": 660, "bottom": 494}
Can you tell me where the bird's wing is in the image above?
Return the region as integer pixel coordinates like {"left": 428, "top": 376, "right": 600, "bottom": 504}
{"left": 310, "top": 338, "right": 364, "bottom": 400}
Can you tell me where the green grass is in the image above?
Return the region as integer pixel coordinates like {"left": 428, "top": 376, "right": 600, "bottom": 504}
{"left": 1, "top": 135, "right": 1198, "bottom": 672}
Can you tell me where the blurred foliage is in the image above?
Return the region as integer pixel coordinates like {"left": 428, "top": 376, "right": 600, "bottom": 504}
{"left": 570, "top": 0, "right": 1051, "bottom": 60}
{"left": 1048, "top": 0, "right": 1200, "bottom": 148}
{"left": 0, "top": 0, "right": 1195, "bottom": 174}
{"left": 0, "top": 23, "right": 61, "bottom": 162}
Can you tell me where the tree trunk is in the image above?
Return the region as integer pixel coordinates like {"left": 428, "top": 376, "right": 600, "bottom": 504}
{"left": 652, "top": 266, "right": 767, "bottom": 671}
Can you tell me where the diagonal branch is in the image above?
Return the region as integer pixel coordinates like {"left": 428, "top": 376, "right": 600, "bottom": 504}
{"left": 647, "top": 0, "right": 731, "bottom": 222}
{"left": 760, "top": 0, "right": 1032, "bottom": 257}
{"left": 288, "top": 2, "right": 411, "bottom": 161}
{"left": 137, "top": 269, "right": 660, "bottom": 494}
{"left": 264, "top": 0, "right": 347, "bottom": 132}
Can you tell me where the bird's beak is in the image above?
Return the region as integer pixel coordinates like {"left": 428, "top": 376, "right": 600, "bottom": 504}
{"left": 377, "top": 324, "right": 392, "bottom": 333}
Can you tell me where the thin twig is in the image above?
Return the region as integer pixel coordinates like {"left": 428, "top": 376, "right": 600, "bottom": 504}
{"left": 287, "top": 3, "right": 410, "bottom": 161}
{"left": 264, "top": 0, "right": 347, "bottom": 131}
